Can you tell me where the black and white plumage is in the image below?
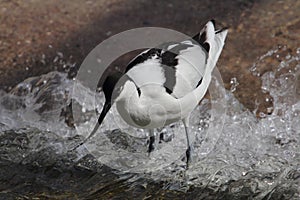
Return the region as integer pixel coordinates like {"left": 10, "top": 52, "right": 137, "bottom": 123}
{"left": 76, "top": 20, "right": 228, "bottom": 167}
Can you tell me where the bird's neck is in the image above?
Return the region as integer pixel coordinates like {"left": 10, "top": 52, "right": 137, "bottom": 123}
{"left": 115, "top": 80, "right": 140, "bottom": 109}
{"left": 115, "top": 80, "right": 149, "bottom": 127}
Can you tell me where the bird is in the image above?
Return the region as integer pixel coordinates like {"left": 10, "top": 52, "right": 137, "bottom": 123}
{"left": 74, "top": 20, "right": 228, "bottom": 168}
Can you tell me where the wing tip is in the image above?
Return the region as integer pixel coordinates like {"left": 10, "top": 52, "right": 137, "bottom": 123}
{"left": 193, "top": 20, "right": 228, "bottom": 48}
{"left": 215, "top": 27, "right": 229, "bottom": 34}
{"left": 210, "top": 19, "right": 216, "bottom": 28}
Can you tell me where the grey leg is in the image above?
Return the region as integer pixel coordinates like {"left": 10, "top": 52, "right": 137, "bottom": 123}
{"left": 148, "top": 129, "right": 155, "bottom": 155}
{"left": 183, "top": 117, "right": 192, "bottom": 168}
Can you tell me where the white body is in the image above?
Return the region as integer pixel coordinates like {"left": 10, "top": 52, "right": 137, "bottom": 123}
{"left": 115, "top": 21, "right": 228, "bottom": 129}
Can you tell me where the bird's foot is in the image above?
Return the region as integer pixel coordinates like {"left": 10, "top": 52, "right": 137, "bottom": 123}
{"left": 185, "top": 146, "right": 193, "bottom": 169}
{"left": 147, "top": 135, "right": 155, "bottom": 156}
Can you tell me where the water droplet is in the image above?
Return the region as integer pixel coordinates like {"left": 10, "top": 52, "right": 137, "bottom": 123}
{"left": 259, "top": 112, "right": 266, "bottom": 118}
{"left": 53, "top": 56, "right": 59, "bottom": 63}
{"left": 57, "top": 52, "right": 63, "bottom": 58}
{"left": 267, "top": 107, "right": 273, "bottom": 114}
{"left": 230, "top": 77, "right": 239, "bottom": 92}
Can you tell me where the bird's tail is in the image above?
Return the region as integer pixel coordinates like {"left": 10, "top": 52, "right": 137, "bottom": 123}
{"left": 178, "top": 20, "right": 228, "bottom": 114}
{"left": 193, "top": 20, "right": 228, "bottom": 73}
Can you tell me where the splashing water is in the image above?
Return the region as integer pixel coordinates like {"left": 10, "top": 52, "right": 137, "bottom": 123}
{"left": 0, "top": 46, "right": 299, "bottom": 199}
